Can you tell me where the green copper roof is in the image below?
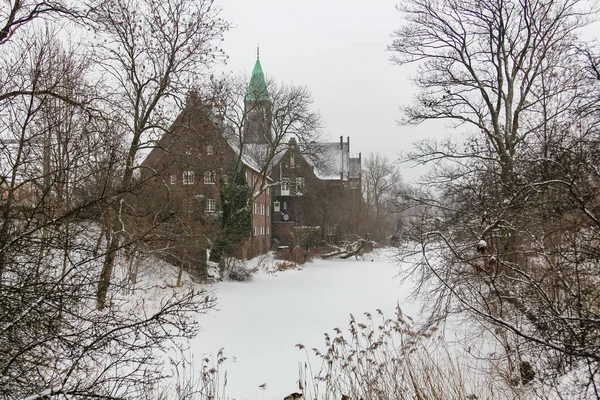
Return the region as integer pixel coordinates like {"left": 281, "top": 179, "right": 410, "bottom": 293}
{"left": 245, "top": 58, "right": 270, "bottom": 102}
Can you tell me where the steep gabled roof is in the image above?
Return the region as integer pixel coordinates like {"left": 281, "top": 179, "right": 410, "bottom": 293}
{"left": 245, "top": 58, "right": 270, "bottom": 102}
{"left": 277, "top": 139, "right": 360, "bottom": 181}
{"left": 311, "top": 142, "right": 343, "bottom": 180}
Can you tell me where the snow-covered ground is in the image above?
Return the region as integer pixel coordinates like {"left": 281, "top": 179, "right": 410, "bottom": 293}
{"left": 189, "top": 249, "right": 422, "bottom": 400}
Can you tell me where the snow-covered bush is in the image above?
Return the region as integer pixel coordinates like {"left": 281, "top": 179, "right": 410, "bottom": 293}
{"left": 218, "top": 258, "right": 255, "bottom": 282}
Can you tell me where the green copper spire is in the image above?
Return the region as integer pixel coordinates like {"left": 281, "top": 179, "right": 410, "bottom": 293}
{"left": 245, "top": 52, "right": 270, "bottom": 102}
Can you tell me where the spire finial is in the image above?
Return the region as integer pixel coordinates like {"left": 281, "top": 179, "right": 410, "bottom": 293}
{"left": 257, "top": 45, "right": 260, "bottom": 60}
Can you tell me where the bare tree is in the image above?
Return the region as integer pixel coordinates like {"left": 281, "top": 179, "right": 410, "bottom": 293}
{"left": 0, "top": 0, "right": 83, "bottom": 45}
{"left": 390, "top": 0, "right": 600, "bottom": 394}
{"left": 363, "top": 152, "right": 402, "bottom": 241}
{"left": 214, "top": 73, "right": 324, "bottom": 193}
{"left": 89, "top": 0, "right": 229, "bottom": 309}
{"left": 0, "top": 31, "right": 221, "bottom": 398}
{"left": 0, "top": 1, "right": 227, "bottom": 395}
{"left": 205, "top": 72, "right": 323, "bottom": 261}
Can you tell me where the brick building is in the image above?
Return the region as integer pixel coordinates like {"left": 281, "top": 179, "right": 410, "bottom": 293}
{"left": 139, "top": 53, "right": 364, "bottom": 266}
{"left": 139, "top": 92, "right": 271, "bottom": 269}
{"left": 269, "top": 136, "right": 362, "bottom": 246}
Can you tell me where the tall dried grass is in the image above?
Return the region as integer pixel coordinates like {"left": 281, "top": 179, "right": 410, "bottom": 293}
{"left": 149, "top": 348, "right": 228, "bottom": 400}
{"left": 297, "top": 306, "right": 484, "bottom": 400}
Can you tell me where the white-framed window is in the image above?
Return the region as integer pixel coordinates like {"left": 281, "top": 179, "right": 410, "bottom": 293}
{"left": 283, "top": 201, "right": 287, "bottom": 210}
{"left": 267, "top": 226, "right": 270, "bottom": 235}
{"left": 296, "top": 177, "right": 305, "bottom": 195}
{"left": 267, "top": 205, "right": 270, "bottom": 216}
{"left": 261, "top": 226, "right": 264, "bottom": 235}
{"left": 206, "top": 198, "right": 216, "bottom": 213}
{"left": 206, "top": 144, "right": 214, "bottom": 155}
{"left": 253, "top": 203, "right": 257, "bottom": 215}
{"left": 170, "top": 174, "right": 176, "bottom": 185}
{"left": 281, "top": 178, "right": 290, "bottom": 196}
{"left": 253, "top": 227, "right": 257, "bottom": 237}
{"left": 183, "top": 171, "right": 195, "bottom": 185}
{"left": 273, "top": 201, "right": 280, "bottom": 212}
{"left": 260, "top": 204, "right": 264, "bottom": 215}
{"left": 204, "top": 171, "right": 216, "bottom": 184}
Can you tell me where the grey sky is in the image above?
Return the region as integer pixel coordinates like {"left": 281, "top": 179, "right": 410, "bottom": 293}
{"left": 215, "top": 0, "right": 435, "bottom": 181}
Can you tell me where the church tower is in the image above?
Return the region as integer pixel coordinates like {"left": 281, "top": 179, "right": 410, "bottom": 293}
{"left": 243, "top": 49, "right": 272, "bottom": 144}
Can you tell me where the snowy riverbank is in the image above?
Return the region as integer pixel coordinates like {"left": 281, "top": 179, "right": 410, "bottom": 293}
{"left": 187, "top": 249, "right": 420, "bottom": 400}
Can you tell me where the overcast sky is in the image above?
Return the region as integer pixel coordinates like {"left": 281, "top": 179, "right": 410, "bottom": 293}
{"left": 215, "top": 0, "right": 436, "bottom": 181}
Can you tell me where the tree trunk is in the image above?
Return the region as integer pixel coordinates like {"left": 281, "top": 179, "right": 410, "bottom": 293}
{"left": 96, "top": 233, "right": 120, "bottom": 310}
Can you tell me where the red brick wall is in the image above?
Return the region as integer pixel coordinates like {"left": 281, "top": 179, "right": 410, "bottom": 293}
{"left": 139, "top": 103, "right": 272, "bottom": 264}
{"left": 247, "top": 168, "right": 271, "bottom": 257}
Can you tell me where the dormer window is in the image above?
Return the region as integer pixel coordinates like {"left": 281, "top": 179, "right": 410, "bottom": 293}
{"left": 274, "top": 201, "right": 280, "bottom": 212}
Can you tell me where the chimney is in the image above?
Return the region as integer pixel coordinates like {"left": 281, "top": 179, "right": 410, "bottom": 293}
{"left": 186, "top": 90, "right": 199, "bottom": 109}
{"left": 347, "top": 136, "right": 350, "bottom": 150}
{"left": 339, "top": 135, "right": 343, "bottom": 150}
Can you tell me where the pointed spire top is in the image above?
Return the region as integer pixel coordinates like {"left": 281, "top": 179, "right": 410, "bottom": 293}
{"left": 246, "top": 49, "right": 270, "bottom": 102}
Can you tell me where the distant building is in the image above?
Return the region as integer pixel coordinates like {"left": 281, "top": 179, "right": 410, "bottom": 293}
{"left": 1, "top": 138, "right": 54, "bottom": 214}
{"left": 240, "top": 54, "right": 363, "bottom": 246}
{"left": 269, "top": 136, "right": 362, "bottom": 246}
{"left": 139, "top": 53, "right": 365, "bottom": 268}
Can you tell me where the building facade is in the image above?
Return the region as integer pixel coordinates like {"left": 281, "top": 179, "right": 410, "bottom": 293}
{"left": 139, "top": 54, "right": 364, "bottom": 268}
{"left": 139, "top": 92, "right": 271, "bottom": 271}
{"left": 269, "top": 136, "right": 362, "bottom": 246}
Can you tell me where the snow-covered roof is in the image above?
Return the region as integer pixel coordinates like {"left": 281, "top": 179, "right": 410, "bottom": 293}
{"left": 269, "top": 137, "right": 361, "bottom": 182}
{"left": 313, "top": 142, "right": 339, "bottom": 180}
{"left": 225, "top": 139, "right": 275, "bottom": 181}
{"left": 306, "top": 140, "right": 351, "bottom": 181}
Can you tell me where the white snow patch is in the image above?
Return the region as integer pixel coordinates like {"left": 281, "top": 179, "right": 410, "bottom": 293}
{"left": 188, "top": 249, "right": 422, "bottom": 400}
